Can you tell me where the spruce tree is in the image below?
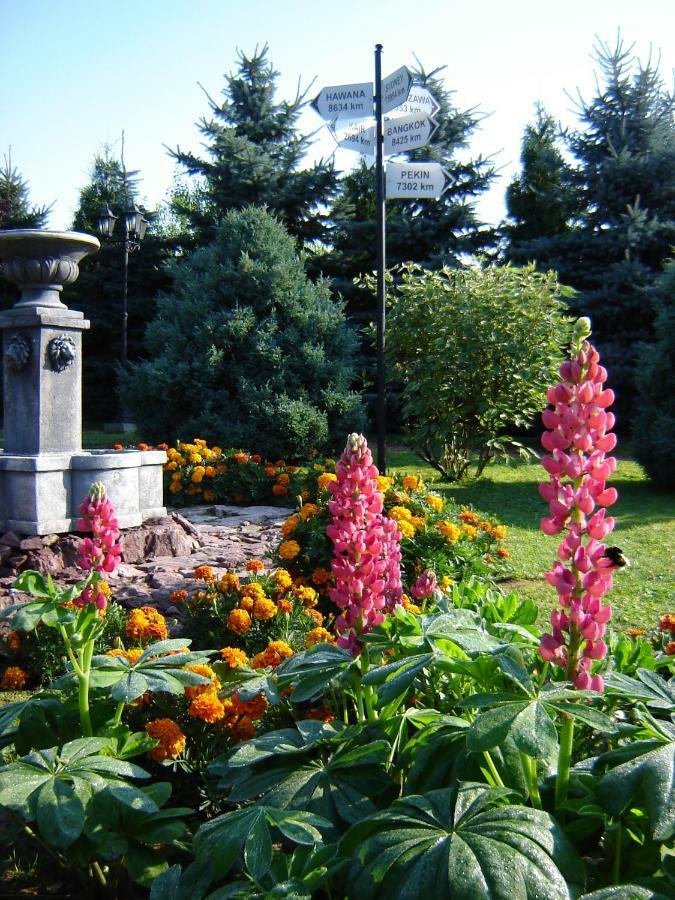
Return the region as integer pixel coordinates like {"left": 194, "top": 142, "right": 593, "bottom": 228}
{"left": 0, "top": 152, "right": 51, "bottom": 230}
{"left": 169, "top": 45, "right": 337, "bottom": 248}
{"left": 120, "top": 205, "right": 365, "bottom": 459}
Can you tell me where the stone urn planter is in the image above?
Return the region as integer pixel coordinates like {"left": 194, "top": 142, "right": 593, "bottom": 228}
{"left": 0, "top": 229, "right": 166, "bottom": 534}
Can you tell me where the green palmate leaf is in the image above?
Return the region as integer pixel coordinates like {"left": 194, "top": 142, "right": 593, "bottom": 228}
{"left": 12, "top": 569, "right": 52, "bottom": 598}
{"left": 88, "top": 645, "right": 213, "bottom": 703}
{"left": 464, "top": 697, "right": 558, "bottom": 760}
{"left": 580, "top": 883, "right": 675, "bottom": 899}
{"left": 274, "top": 644, "right": 355, "bottom": 703}
{"left": 35, "top": 776, "right": 90, "bottom": 847}
{"left": 0, "top": 693, "right": 62, "bottom": 738}
{"left": 342, "top": 782, "right": 583, "bottom": 899}
{"left": 362, "top": 653, "right": 434, "bottom": 711}
{"left": 605, "top": 669, "right": 675, "bottom": 711}
{"left": 599, "top": 737, "right": 675, "bottom": 840}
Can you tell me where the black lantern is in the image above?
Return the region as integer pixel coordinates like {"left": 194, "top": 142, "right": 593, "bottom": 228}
{"left": 124, "top": 204, "right": 145, "bottom": 240}
{"left": 97, "top": 205, "right": 118, "bottom": 238}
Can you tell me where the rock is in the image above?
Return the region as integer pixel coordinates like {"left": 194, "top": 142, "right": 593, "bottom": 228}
{"left": 7, "top": 554, "right": 28, "bottom": 572}
{"left": 142, "top": 516, "right": 174, "bottom": 527}
{"left": 120, "top": 530, "right": 148, "bottom": 565}
{"left": 170, "top": 512, "right": 201, "bottom": 538}
{"left": 25, "top": 547, "right": 64, "bottom": 575}
{"left": 19, "top": 537, "right": 44, "bottom": 551}
{"left": 0, "top": 531, "right": 21, "bottom": 548}
{"left": 42, "top": 534, "right": 60, "bottom": 547}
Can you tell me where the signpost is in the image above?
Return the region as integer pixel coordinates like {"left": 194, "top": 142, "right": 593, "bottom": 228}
{"left": 311, "top": 82, "right": 373, "bottom": 121}
{"left": 385, "top": 162, "right": 452, "bottom": 199}
{"left": 312, "top": 49, "right": 445, "bottom": 472}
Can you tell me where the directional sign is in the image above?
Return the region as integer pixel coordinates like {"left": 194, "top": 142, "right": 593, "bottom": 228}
{"left": 386, "top": 162, "right": 452, "bottom": 199}
{"left": 311, "top": 81, "right": 373, "bottom": 121}
{"left": 382, "top": 66, "right": 412, "bottom": 114}
{"left": 332, "top": 119, "right": 376, "bottom": 154}
{"left": 387, "top": 86, "right": 440, "bottom": 119}
{"left": 384, "top": 113, "right": 438, "bottom": 154}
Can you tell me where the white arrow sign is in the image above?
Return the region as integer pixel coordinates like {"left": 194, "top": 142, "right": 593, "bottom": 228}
{"left": 382, "top": 66, "right": 413, "bottom": 114}
{"left": 386, "top": 162, "right": 452, "bottom": 199}
{"left": 387, "top": 86, "right": 440, "bottom": 119}
{"left": 311, "top": 81, "right": 373, "bottom": 121}
{"left": 384, "top": 114, "right": 438, "bottom": 154}
{"left": 332, "top": 119, "right": 376, "bottom": 154}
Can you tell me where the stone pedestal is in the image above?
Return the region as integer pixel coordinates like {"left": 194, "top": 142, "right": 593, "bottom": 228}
{"left": 0, "top": 230, "right": 167, "bottom": 535}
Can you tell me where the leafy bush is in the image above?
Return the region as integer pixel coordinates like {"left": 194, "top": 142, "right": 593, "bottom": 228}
{"left": 120, "top": 205, "right": 365, "bottom": 460}
{"left": 368, "top": 262, "right": 572, "bottom": 481}
{"left": 633, "top": 260, "right": 675, "bottom": 487}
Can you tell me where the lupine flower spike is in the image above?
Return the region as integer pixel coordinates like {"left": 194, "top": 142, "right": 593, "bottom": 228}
{"left": 538, "top": 319, "right": 618, "bottom": 692}
{"left": 75, "top": 482, "right": 122, "bottom": 610}
{"left": 327, "top": 434, "right": 403, "bottom": 653}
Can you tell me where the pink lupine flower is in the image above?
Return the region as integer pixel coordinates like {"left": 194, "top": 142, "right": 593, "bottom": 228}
{"left": 76, "top": 482, "right": 122, "bottom": 589}
{"left": 327, "top": 434, "right": 403, "bottom": 652}
{"left": 410, "top": 569, "right": 438, "bottom": 601}
{"left": 538, "top": 320, "right": 618, "bottom": 692}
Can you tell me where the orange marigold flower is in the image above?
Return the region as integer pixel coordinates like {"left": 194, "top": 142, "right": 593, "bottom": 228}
{"left": 188, "top": 687, "right": 226, "bottom": 722}
{"left": 7, "top": 630, "right": 21, "bottom": 651}
{"left": 170, "top": 589, "right": 189, "bottom": 604}
{"left": 234, "top": 691, "right": 268, "bottom": 719}
{"left": 403, "top": 474, "right": 422, "bottom": 491}
{"left": 220, "top": 647, "right": 249, "bottom": 668}
{"left": 659, "top": 614, "right": 675, "bottom": 632}
{"left": 280, "top": 515, "right": 299, "bottom": 536}
{"left": 113, "top": 442, "right": 124, "bottom": 451}
{"left": 625, "top": 627, "right": 646, "bottom": 637}
{"left": 497, "top": 547, "right": 510, "bottom": 559}
{"left": 295, "top": 585, "right": 318, "bottom": 607}
{"left": 275, "top": 460, "right": 286, "bottom": 467}
{"left": 125, "top": 607, "right": 168, "bottom": 643}
{"left": 137, "top": 442, "right": 151, "bottom": 451}
{"left": 203, "top": 490, "right": 216, "bottom": 503}
{"left": 299, "top": 503, "right": 320, "bottom": 520}
{"left": 304, "top": 705, "right": 334, "bottom": 723}
{"left": 239, "top": 596, "right": 254, "bottom": 612}
{"left": 252, "top": 597, "right": 278, "bottom": 621}
{"left": 311, "top": 567, "right": 331, "bottom": 585}
{"left": 156, "top": 442, "right": 169, "bottom": 451}
{"left": 666, "top": 641, "right": 675, "bottom": 656}
{"left": 460, "top": 508, "right": 480, "bottom": 524}
{"left": 272, "top": 483, "right": 288, "bottom": 496}
{"left": 279, "top": 540, "right": 301, "bottom": 560}
{"left": 1, "top": 666, "right": 27, "bottom": 690}
{"left": 278, "top": 597, "right": 293, "bottom": 614}
{"left": 305, "top": 627, "right": 335, "bottom": 648}
{"left": 184, "top": 663, "right": 220, "bottom": 702}
{"left": 204, "top": 466, "right": 216, "bottom": 478}
{"left": 264, "top": 466, "right": 277, "bottom": 477}
{"left": 233, "top": 452, "right": 249, "bottom": 464}
{"left": 230, "top": 715, "right": 255, "bottom": 742}
{"left": 246, "top": 559, "right": 265, "bottom": 573}
{"left": 145, "top": 718, "right": 186, "bottom": 762}
{"left": 276, "top": 473, "right": 290, "bottom": 486}
{"left": 194, "top": 565, "right": 215, "bottom": 582}
{"left": 218, "top": 573, "right": 240, "bottom": 593}
{"left": 106, "top": 647, "right": 143, "bottom": 665}
{"left": 251, "top": 641, "right": 293, "bottom": 669}
{"left": 227, "top": 608, "right": 252, "bottom": 635}
{"left": 233, "top": 494, "right": 246, "bottom": 504}
{"left": 252, "top": 454, "right": 262, "bottom": 463}
{"left": 317, "top": 472, "right": 337, "bottom": 491}
{"left": 305, "top": 608, "right": 323, "bottom": 626}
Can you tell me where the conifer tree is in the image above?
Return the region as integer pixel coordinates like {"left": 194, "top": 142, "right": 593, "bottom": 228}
{"left": 169, "top": 45, "right": 337, "bottom": 248}
{"left": 0, "top": 151, "right": 51, "bottom": 230}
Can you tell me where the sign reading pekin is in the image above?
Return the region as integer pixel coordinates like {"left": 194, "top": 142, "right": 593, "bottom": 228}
{"left": 311, "top": 81, "right": 374, "bottom": 121}
{"left": 385, "top": 162, "right": 452, "bottom": 198}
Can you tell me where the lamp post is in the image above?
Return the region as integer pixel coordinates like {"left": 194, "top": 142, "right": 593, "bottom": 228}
{"left": 97, "top": 203, "right": 148, "bottom": 369}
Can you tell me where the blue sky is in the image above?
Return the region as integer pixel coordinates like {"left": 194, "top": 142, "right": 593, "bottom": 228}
{"left": 2, "top": 0, "right": 673, "bottom": 230}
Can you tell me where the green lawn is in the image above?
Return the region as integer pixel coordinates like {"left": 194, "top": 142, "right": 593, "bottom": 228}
{"left": 387, "top": 447, "right": 675, "bottom": 629}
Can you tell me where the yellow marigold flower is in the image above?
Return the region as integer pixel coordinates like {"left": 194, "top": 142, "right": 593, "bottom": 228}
{"left": 191, "top": 467, "right": 204, "bottom": 484}
{"left": 227, "top": 608, "right": 252, "bottom": 635}
{"left": 171, "top": 471, "right": 182, "bottom": 481}
{"left": 239, "top": 596, "right": 254, "bottom": 612}
{"left": 99, "top": 582, "right": 112, "bottom": 600}
{"left": 279, "top": 540, "right": 301, "bottom": 560}
{"left": 220, "top": 647, "right": 249, "bottom": 668}
{"left": 437, "top": 521, "right": 461, "bottom": 543}
{"left": 218, "top": 573, "right": 240, "bottom": 593}
{"left": 280, "top": 514, "right": 299, "bottom": 536}
{"left": 403, "top": 474, "right": 423, "bottom": 491}
{"left": 106, "top": 647, "right": 143, "bottom": 664}
{"left": 184, "top": 663, "right": 219, "bottom": 701}
{"left": 1, "top": 666, "right": 27, "bottom": 690}
{"left": 440, "top": 575, "right": 455, "bottom": 591}
{"left": 306, "top": 627, "right": 336, "bottom": 647}
{"left": 278, "top": 597, "right": 293, "bottom": 614}
{"left": 411, "top": 516, "right": 426, "bottom": 531}
{"left": 194, "top": 438, "right": 207, "bottom": 447}
{"left": 388, "top": 505, "right": 413, "bottom": 522}
{"left": 242, "top": 582, "right": 266, "bottom": 601}
{"left": 491, "top": 524, "right": 507, "bottom": 541}
{"left": 165, "top": 460, "right": 178, "bottom": 471}
{"left": 295, "top": 585, "right": 318, "bottom": 607}
{"left": 268, "top": 640, "right": 294, "bottom": 660}
{"left": 305, "top": 608, "right": 323, "bottom": 626}
{"left": 145, "top": 718, "right": 186, "bottom": 762}
{"left": 246, "top": 559, "right": 265, "bottom": 573}
{"left": 188, "top": 687, "right": 226, "bottom": 722}
{"left": 402, "top": 594, "right": 422, "bottom": 615}
{"left": 462, "top": 524, "right": 478, "bottom": 540}
{"left": 194, "top": 565, "right": 215, "bottom": 582}
{"left": 299, "top": 503, "right": 320, "bottom": 521}
{"left": 377, "top": 475, "right": 394, "bottom": 492}
{"left": 252, "top": 597, "right": 278, "bottom": 621}
{"left": 625, "top": 627, "right": 646, "bottom": 637}
{"left": 398, "top": 520, "right": 415, "bottom": 539}
{"left": 311, "top": 566, "right": 331, "bottom": 585}
{"left": 188, "top": 452, "right": 202, "bottom": 464}
{"left": 274, "top": 568, "right": 293, "bottom": 591}
{"left": 212, "top": 446, "right": 222, "bottom": 455}
{"left": 317, "top": 472, "right": 337, "bottom": 491}
{"left": 425, "top": 494, "right": 444, "bottom": 513}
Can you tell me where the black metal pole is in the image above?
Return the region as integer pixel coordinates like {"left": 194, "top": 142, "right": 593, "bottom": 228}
{"left": 374, "top": 43, "right": 386, "bottom": 473}
{"left": 121, "top": 241, "right": 129, "bottom": 369}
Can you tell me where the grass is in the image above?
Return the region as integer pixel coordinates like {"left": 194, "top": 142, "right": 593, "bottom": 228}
{"left": 387, "top": 447, "right": 675, "bottom": 629}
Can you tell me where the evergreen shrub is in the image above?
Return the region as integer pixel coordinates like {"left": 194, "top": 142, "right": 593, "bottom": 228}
{"left": 120, "top": 206, "right": 364, "bottom": 459}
